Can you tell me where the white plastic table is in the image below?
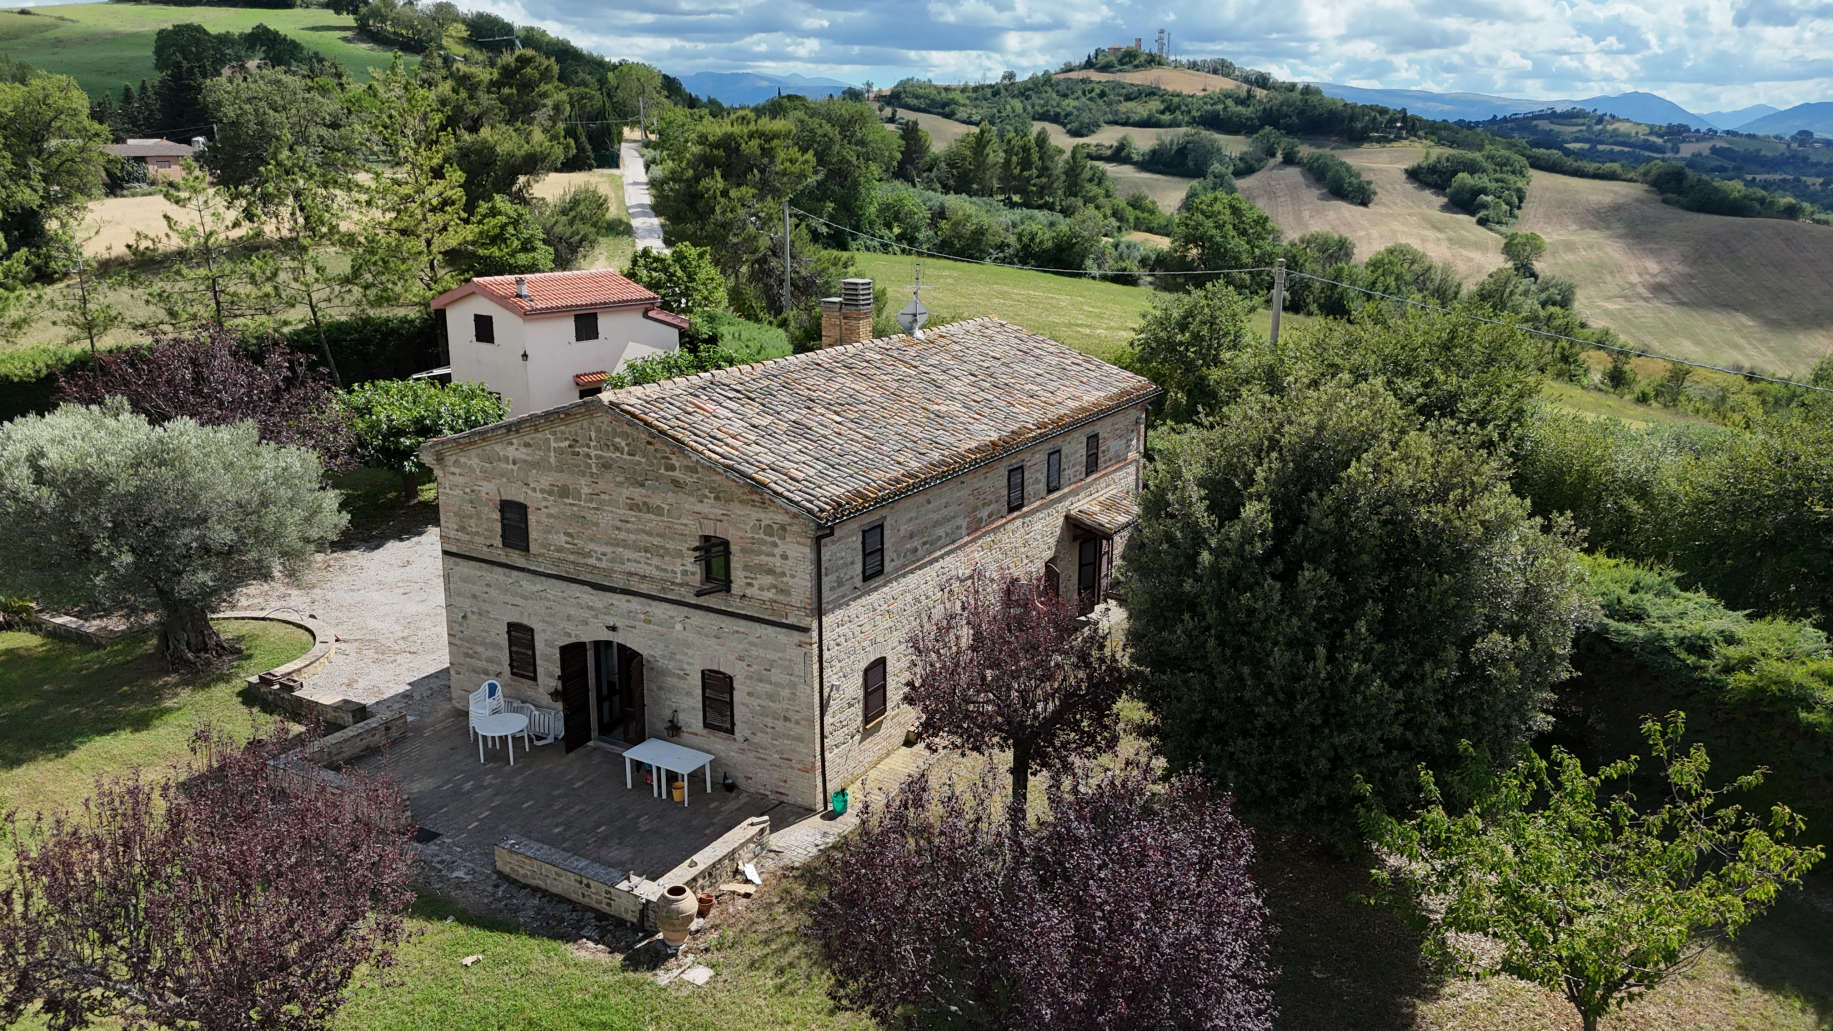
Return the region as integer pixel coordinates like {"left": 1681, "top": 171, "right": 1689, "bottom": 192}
{"left": 622, "top": 738, "right": 715, "bottom": 807}
{"left": 474, "top": 712, "right": 530, "bottom": 766}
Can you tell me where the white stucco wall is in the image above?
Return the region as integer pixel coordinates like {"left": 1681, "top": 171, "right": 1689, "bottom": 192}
{"left": 446, "top": 296, "right": 681, "bottom": 417}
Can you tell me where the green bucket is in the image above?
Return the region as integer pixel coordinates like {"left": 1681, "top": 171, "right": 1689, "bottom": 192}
{"left": 830, "top": 788, "right": 849, "bottom": 815}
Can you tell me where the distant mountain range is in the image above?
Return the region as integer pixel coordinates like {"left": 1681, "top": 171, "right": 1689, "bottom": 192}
{"left": 1312, "top": 83, "right": 1828, "bottom": 136}
{"left": 678, "top": 71, "right": 857, "bottom": 105}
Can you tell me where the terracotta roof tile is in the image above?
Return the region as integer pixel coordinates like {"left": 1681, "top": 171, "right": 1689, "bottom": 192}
{"left": 573, "top": 370, "right": 610, "bottom": 387}
{"left": 644, "top": 308, "right": 689, "bottom": 330}
{"left": 430, "top": 269, "right": 659, "bottom": 315}
{"left": 1069, "top": 491, "right": 1141, "bottom": 536}
{"left": 104, "top": 140, "right": 194, "bottom": 158}
{"left": 602, "top": 318, "right": 1160, "bottom": 524}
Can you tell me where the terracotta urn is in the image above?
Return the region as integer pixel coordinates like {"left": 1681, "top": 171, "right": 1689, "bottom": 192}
{"left": 696, "top": 891, "right": 715, "bottom": 918}
{"left": 657, "top": 884, "right": 697, "bottom": 948}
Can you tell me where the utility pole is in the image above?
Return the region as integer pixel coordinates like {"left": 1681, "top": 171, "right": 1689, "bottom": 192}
{"left": 782, "top": 201, "right": 792, "bottom": 315}
{"left": 1269, "top": 257, "right": 1287, "bottom": 345}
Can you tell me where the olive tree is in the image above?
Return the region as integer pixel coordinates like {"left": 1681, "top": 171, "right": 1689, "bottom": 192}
{"left": 0, "top": 400, "right": 346, "bottom": 665}
{"left": 1374, "top": 713, "right": 1823, "bottom": 1031}
{"left": 1121, "top": 380, "right": 1593, "bottom": 839}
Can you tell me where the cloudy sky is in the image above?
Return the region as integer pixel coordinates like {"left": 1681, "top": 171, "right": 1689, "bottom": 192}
{"left": 461, "top": 0, "right": 1831, "bottom": 111}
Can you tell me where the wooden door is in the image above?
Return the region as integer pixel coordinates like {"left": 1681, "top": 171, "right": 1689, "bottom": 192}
{"left": 1077, "top": 536, "right": 1101, "bottom": 610}
{"left": 621, "top": 649, "right": 647, "bottom": 745}
{"left": 559, "top": 642, "right": 590, "bottom": 753}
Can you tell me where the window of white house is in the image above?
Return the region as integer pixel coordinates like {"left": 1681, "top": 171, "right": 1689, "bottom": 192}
{"left": 695, "top": 535, "right": 731, "bottom": 594}
{"left": 863, "top": 658, "right": 887, "bottom": 726}
{"left": 474, "top": 313, "right": 495, "bottom": 344}
{"left": 574, "top": 312, "right": 599, "bottom": 341}
{"left": 702, "top": 670, "right": 735, "bottom": 734}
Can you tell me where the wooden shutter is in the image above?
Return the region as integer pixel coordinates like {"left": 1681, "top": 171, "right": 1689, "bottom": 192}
{"left": 1006, "top": 465, "right": 1025, "bottom": 513}
{"left": 863, "top": 658, "right": 887, "bottom": 725}
{"left": 861, "top": 523, "right": 884, "bottom": 581}
{"left": 506, "top": 622, "right": 537, "bottom": 681}
{"left": 702, "top": 670, "right": 735, "bottom": 734}
{"left": 574, "top": 312, "right": 599, "bottom": 341}
{"left": 499, "top": 499, "right": 529, "bottom": 551}
{"left": 1047, "top": 449, "right": 1062, "bottom": 493}
{"left": 1085, "top": 432, "right": 1100, "bottom": 476}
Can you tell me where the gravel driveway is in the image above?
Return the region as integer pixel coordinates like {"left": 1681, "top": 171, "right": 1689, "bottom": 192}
{"left": 232, "top": 525, "right": 449, "bottom": 713}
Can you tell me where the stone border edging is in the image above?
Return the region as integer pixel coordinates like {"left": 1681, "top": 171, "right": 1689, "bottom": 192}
{"left": 218, "top": 609, "right": 371, "bottom": 728}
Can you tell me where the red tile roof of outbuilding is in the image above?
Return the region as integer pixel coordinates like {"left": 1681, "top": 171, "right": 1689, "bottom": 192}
{"left": 430, "top": 269, "right": 659, "bottom": 316}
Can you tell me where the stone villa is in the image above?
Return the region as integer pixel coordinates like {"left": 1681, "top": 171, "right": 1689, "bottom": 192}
{"left": 420, "top": 315, "right": 1159, "bottom": 810}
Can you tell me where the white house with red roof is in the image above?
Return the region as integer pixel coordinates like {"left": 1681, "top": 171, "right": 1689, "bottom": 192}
{"left": 431, "top": 269, "right": 687, "bottom": 417}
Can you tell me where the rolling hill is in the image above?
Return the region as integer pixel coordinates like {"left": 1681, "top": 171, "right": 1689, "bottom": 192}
{"left": 1314, "top": 84, "right": 1716, "bottom": 128}
{"left": 1233, "top": 143, "right": 1833, "bottom": 372}
{"left": 678, "top": 70, "right": 855, "bottom": 105}
{"left": 1055, "top": 67, "right": 1263, "bottom": 96}
{"left": 0, "top": 3, "right": 406, "bottom": 98}
{"left": 1701, "top": 103, "right": 1779, "bottom": 129}
{"left": 1738, "top": 102, "right": 1833, "bottom": 136}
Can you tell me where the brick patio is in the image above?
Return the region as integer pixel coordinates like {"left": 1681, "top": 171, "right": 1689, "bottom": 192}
{"left": 353, "top": 706, "right": 810, "bottom": 881}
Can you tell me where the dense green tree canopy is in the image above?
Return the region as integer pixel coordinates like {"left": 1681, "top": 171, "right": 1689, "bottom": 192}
{"left": 0, "top": 400, "right": 345, "bottom": 664}
{"left": 624, "top": 242, "right": 728, "bottom": 326}
{"left": 1121, "top": 381, "right": 1593, "bottom": 838}
{"left": 1167, "top": 191, "right": 1279, "bottom": 285}
{"left": 0, "top": 72, "right": 109, "bottom": 277}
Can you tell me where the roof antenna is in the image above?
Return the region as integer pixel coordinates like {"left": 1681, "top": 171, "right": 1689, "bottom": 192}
{"left": 896, "top": 260, "right": 929, "bottom": 337}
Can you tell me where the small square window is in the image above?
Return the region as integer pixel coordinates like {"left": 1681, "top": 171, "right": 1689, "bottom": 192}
{"left": 499, "top": 499, "right": 529, "bottom": 551}
{"left": 862, "top": 658, "right": 887, "bottom": 726}
{"left": 1046, "top": 449, "right": 1062, "bottom": 493}
{"left": 506, "top": 622, "right": 537, "bottom": 681}
{"left": 695, "top": 535, "right": 731, "bottom": 594}
{"left": 861, "top": 523, "right": 884, "bottom": 581}
{"left": 1006, "top": 465, "right": 1025, "bottom": 513}
{"left": 702, "top": 670, "right": 735, "bottom": 734}
{"left": 574, "top": 312, "right": 599, "bottom": 341}
{"left": 474, "top": 313, "right": 495, "bottom": 344}
{"left": 1085, "top": 432, "right": 1100, "bottom": 477}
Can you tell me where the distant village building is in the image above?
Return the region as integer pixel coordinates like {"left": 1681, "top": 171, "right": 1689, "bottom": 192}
{"left": 102, "top": 138, "right": 197, "bottom": 180}
{"left": 431, "top": 269, "right": 686, "bottom": 417}
{"left": 420, "top": 310, "right": 1160, "bottom": 810}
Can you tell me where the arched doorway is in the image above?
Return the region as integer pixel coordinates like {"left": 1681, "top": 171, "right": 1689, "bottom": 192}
{"left": 558, "top": 640, "right": 645, "bottom": 752}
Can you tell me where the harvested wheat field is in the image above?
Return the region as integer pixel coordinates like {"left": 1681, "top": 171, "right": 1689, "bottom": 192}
{"left": 889, "top": 109, "right": 977, "bottom": 149}
{"left": 1516, "top": 172, "right": 1833, "bottom": 373}
{"left": 1099, "top": 162, "right": 1195, "bottom": 210}
{"left": 80, "top": 192, "right": 189, "bottom": 257}
{"left": 1056, "top": 67, "right": 1263, "bottom": 96}
{"left": 1235, "top": 144, "right": 1504, "bottom": 281}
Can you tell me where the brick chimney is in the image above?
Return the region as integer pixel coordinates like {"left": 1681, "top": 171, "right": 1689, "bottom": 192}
{"left": 819, "top": 278, "right": 875, "bottom": 348}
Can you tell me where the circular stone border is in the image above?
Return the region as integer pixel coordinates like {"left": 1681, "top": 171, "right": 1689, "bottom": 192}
{"left": 214, "top": 609, "right": 337, "bottom": 683}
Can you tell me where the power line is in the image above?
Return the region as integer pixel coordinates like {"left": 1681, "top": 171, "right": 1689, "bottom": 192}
{"left": 789, "top": 205, "right": 1273, "bottom": 278}
{"left": 1287, "top": 271, "right": 1833, "bottom": 395}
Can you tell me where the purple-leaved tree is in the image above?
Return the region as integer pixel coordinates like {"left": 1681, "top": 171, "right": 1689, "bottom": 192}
{"left": 905, "top": 571, "right": 1131, "bottom": 828}
{"left": 809, "top": 758, "right": 1277, "bottom": 1031}
{"left": 0, "top": 724, "right": 415, "bottom": 1031}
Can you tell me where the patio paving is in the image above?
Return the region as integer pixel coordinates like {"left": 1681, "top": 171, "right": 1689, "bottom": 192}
{"left": 354, "top": 705, "right": 809, "bottom": 881}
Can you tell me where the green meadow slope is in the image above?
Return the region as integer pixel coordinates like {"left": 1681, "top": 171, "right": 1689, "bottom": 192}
{"left": 0, "top": 3, "right": 408, "bottom": 98}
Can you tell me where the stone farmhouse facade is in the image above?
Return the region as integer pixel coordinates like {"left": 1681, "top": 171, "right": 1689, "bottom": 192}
{"left": 431, "top": 269, "right": 686, "bottom": 417}
{"left": 420, "top": 318, "right": 1159, "bottom": 811}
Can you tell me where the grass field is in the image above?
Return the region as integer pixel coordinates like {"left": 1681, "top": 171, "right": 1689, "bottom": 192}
{"left": 1099, "top": 159, "right": 1194, "bottom": 209}
{"left": 1055, "top": 66, "right": 1262, "bottom": 96}
{"left": 0, "top": 619, "right": 309, "bottom": 815}
{"left": 888, "top": 107, "right": 974, "bottom": 149}
{"left": 1233, "top": 142, "right": 1833, "bottom": 374}
{"left": 0, "top": 3, "right": 406, "bottom": 98}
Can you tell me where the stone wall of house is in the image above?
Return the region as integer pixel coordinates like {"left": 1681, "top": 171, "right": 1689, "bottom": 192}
{"left": 816, "top": 404, "right": 1149, "bottom": 797}
{"left": 431, "top": 408, "right": 825, "bottom": 807}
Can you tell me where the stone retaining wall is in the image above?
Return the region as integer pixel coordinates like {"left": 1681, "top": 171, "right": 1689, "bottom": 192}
{"left": 265, "top": 712, "right": 413, "bottom": 827}
{"left": 495, "top": 813, "right": 771, "bottom": 929}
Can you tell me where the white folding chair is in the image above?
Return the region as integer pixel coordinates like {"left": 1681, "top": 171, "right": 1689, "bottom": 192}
{"left": 509, "top": 700, "right": 564, "bottom": 746}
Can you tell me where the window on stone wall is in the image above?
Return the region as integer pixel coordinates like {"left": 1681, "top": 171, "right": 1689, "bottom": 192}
{"left": 474, "top": 313, "right": 495, "bottom": 344}
{"left": 863, "top": 658, "right": 887, "bottom": 726}
{"left": 499, "top": 499, "right": 529, "bottom": 551}
{"left": 1047, "top": 449, "right": 1062, "bottom": 493}
{"left": 702, "top": 669, "right": 735, "bottom": 734}
{"left": 1085, "top": 432, "right": 1100, "bottom": 477}
{"left": 506, "top": 622, "right": 537, "bottom": 681}
{"left": 695, "top": 535, "right": 731, "bottom": 595}
{"left": 1007, "top": 464, "right": 1025, "bottom": 513}
{"left": 574, "top": 312, "right": 599, "bottom": 341}
{"left": 861, "top": 522, "right": 884, "bottom": 581}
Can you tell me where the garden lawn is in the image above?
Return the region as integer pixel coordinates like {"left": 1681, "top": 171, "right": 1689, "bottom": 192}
{"left": 0, "top": 619, "right": 310, "bottom": 817}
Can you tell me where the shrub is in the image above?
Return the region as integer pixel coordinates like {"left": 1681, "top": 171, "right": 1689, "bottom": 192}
{"left": 337, "top": 379, "right": 506, "bottom": 490}
{"left": 280, "top": 312, "right": 443, "bottom": 385}
{"left": 1299, "top": 150, "right": 1375, "bottom": 204}
{"left": 809, "top": 758, "right": 1276, "bottom": 1031}
{"left": 532, "top": 185, "right": 610, "bottom": 269}
{"left": 623, "top": 242, "right": 728, "bottom": 326}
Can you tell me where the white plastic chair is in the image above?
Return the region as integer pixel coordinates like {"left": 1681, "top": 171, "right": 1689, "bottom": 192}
{"left": 508, "top": 700, "right": 564, "bottom": 746}
{"left": 468, "top": 680, "right": 504, "bottom": 743}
